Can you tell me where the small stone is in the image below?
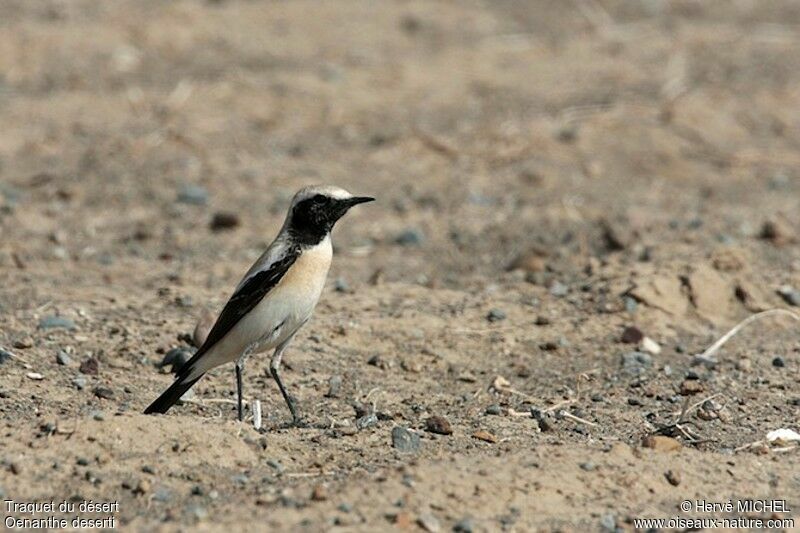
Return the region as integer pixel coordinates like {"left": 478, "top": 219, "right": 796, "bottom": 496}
{"left": 391, "top": 426, "right": 421, "bottom": 453}
{"left": 665, "top": 470, "right": 681, "bottom": 486}
{"left": 0, "top": 349, "right": 11, "bottom": 365}
{"left": 453, "top": 518, "right": 474, "bottom": 533}
{"left": 76, "top": 457, "right": 90, "bottom": 466}
{"left": 39, "top": 315, "right": 77, "bottom": 331}
{"left": 8, "top": 462, "right": 21, "bottom": 475}
{"left": 13, "top": 337, "right": 33, "bottom": 349}
{"left": 92, "top": 411, "right": 106, "bottom": 421}
{"left": 425, "top": 415, "right": 453, "bottom": 435}
{"left": 93, "top": 387, "right": 114, "bottom": 400}
{"left": 777, "top": 286, "right": 800, "bottom": 307}
{"left": 579, "top": 462, "right": 596, "bottom": 471}
{"left": 772, "top": 356, "right": 786, "bottom": 368}
{"left": 624, "top": 296, "right": 638, "bottom": 313}
{"left": 485, "top": 404, "right": 502, "bottom": 416}
{"left": 600, "top": 514, "right": 616, "bottom": 532}
{"left": 621, "top": 326, "right": 644, "bottom": 344}
{"left": 326, "top": 375, "right": 342, "bottom": 398}
{"left": 56, "top": 350, "right": 71, "bottom": 365}
{"left": 394, "top": 228, "right": 424, "bottom": 246}
{"left": 334, "top": 278, "right": 350, "bottom": 293}
{"left": 160, "top": 348, "right": 192, "bottom": 374}
{"left": 534, "top": 315, "right": 550, "bottom": 326}
{"left": 642, "top": 435, "right": 682, "bottom": 452}
{"left": 153, "top": 488, "right": 172, "bottom": 502}
{"left": 760, "top": 218, "right": 792, "bottom": 244}
{"left": 640, "top": 336, "right": 661, "bottom": 355}
{"left": 311, "top": 484, "right": 327, "bottom": 501}
{"left": 471, "top": 430, "right": 497, "bottom": 443}
{"left": 72, "top": 376, "right": 87, "bottom": 390}
{"left": 26, "top": 372, "right": 44, "bottom": 380}
{"left": 549, "top": 281, "right": 568, "bottom": 297}
{"left": 621, "top": 351, "right": 652, "bottom": 375}
{"left": 679, "top": 379, "right": 704, "bottom": 395}
{"left": 356, "top": 413, "right": 378, "bottom": 430}
{"left": 486, "top": 308, "right": 506, "bottom": 322}
{"left": 133, "top": 479, "right": 151, "bottom": 495}
{"left": 531, "top": 409, "right": 555, "bottom": 432}
{"left": 209, "top": 211, "right": 240, "bottom": 231}
{"left": 177, "top": 184, "right": 209, "bottom": 205}
{"left": 79, "top": 357, "right": 99, "bottom": 375}
{"left": 338, "top": 503, "right": 353, "bottom": 513}
{"left": 417, "top": 512, "right": 441, "bottom": 533}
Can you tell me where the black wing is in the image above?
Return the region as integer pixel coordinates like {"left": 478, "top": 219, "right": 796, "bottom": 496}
{"left": 177, "top": 247, "right": 301, "bottom": 375}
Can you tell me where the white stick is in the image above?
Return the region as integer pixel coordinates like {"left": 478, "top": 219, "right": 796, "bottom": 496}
{"left": 696, "top": 308, "right": 800, "bottom": 360}
{"left": 252, "top": 399, "right": 262, "bottom": 431}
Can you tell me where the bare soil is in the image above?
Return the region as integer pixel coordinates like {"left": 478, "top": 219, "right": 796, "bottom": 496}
{"left": 1, "top": 1, "right": 799, "bottom": 531}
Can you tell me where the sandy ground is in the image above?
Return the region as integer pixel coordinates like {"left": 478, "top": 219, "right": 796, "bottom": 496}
{"left": 1, "top": 1, "right": 799, "bottom": 531}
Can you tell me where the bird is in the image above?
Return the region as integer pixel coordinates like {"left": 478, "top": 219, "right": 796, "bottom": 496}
{"left": 144, "top": 185, "right": 374, "bottom": 424}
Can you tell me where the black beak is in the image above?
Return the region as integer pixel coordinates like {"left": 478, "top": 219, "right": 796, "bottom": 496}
{"left": 344, "top": 196, "right": 375, "bottom": 207}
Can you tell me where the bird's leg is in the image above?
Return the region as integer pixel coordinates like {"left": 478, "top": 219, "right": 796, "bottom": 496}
{"left": 270, "top": 335, "right": 303, "bottom": 427}
{"left": 235, "top": 346, "right": 254, "bottom": 422}
{"left": 235, "top": 360, "right": 244, "bottom": 422}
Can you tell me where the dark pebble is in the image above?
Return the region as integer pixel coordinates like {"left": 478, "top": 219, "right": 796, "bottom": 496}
{"left": 394, "top": 228, "right": 425, "bottom": 246}
{"left": 56, "top": 350, "right": 71, "bottom": 365}
{"left": 425, "top": 415, "right": 453, "bottom": 435}
{"left": 453, "top": 518, "right": 474, "bottom": 533}
{"left": 334, "top": 278, "right": 350, "bottom": 293}
{"left": 356, "top": 413, "right": 378, "bottom": 430}
{"left": 38, "top": 316, "right": 77, "bottom": 330}
{"left": 485, "top": 404, "right": 502, "bottom": 416}
{"left": 93, "top": 387, "right": 114, "bottom": 400}
{"left": 209, "top": 212, "right": 240, "bottom": 231}
{"left": 665, "top": 470, "right": 681, "bottom": 486}
{"left": 79, "top": 358, "right": 99, "bottom": 375}
{"left": 0, "top": 349, "right": 11, "bottom": 365}
{"left": 391, "top": 426, "right": 421, "bottom": 453}
{"left": 160, "top": 348, "right": 192, "bottom": 374}
{"left": 621, "top": 351, "right": 652, "bottom": 375}
{"left": 76, "top": 457, "right": 89, "bottom": 466}
{"left": 772, "top": 356, "right": 786, "bottom": 368}
{"left": 531, "top": 409, "right": 554, "bottom": 432}
{"left": 627, "top": 397, "right": 643, "bottom": 406}
{"left": 620, "top": 326, "right": 644, "bottom": 344}
{"left": 486, "top": 308, "right": 506, "bottom": 322}
{"left": 534, "top": 315, "right": 550, "bottom": 326}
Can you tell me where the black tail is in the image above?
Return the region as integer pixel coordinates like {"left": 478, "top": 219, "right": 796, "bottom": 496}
{"left": 144, "top": 374, "right": 203, "bottom": 415}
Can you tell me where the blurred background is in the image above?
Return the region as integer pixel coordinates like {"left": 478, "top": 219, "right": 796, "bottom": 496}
{"left": 1, "top": 1, "right": 799, "bottom": 530}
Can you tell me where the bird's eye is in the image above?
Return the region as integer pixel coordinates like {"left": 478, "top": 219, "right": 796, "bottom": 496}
{"left": 311, "top": 194, "right": 327, "bottom": 205}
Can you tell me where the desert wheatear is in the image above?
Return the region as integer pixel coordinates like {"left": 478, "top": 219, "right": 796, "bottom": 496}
{"left": 144, "top": 185, "right": 374, "bottom": 424}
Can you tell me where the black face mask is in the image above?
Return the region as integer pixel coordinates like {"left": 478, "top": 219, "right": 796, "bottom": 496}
{"left": 289, "top": 195, "right": 374, "bottom": 245}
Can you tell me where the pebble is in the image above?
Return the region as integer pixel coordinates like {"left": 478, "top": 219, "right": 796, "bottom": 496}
{"left": 531, "top": 409, "right": 554, "bottom": 432}
{"left": 624, "top": 296, "right": 638, "bottom": 313}
{"left": 391, "top": 426, "right": 421, "bottom": 453}
{"left": 76, "top": 457, "right": 89, "bottom": 466}
{"left": 190, "top": 506, "right": 208, "bottom": 520}
{"left": 549, "top": 281, "right": 568, "bottom": 297}
{"left": 679, "top": 379, "right": 704, "bottom": 395}
{"left": 777, "top": 286, "right": 800, "bottom": 307}
{"left": 394, "top": 228, "right": 424, "bottom": 246}
{"left": 621, "top": 326, "right": 644, "bottom": 344}
{"left": 72, "top": 376, "right": 87, "bottom": 390}
{"left": 333, "top": 278, "right": 350, "bottom": 293}
{"left": 534, "top": 315, "right": 550, "bottom": 326}
{"left": 0, "top": 349, "right": 11, "bottom": 365}
{"left": 13, "top": 337, "right": 33, "bottom": 349}
{"left": 417, "top": 512, "right": 441, "bottom": 533}
{"left": 772, "top": 356, "right": 786, "bottom": 368}
{"left": 209, "top": 211, "right": 240, "bottom": 231}
{"left": 56, "top": 350, "right": 71, "bottom": 365}
{"left": 177, "top": 184, "right": 209, "bottom": 205}
{"left": 621, "top": 351, "right": 652, "bottom": 375}
{"left": 471, "top": 430, "right": 497, "bottom": 443}
{"left": 640, "top": 336, "right": 661, "bottom": 355}
{"left": 79, "top": 357, "right": 99, "bottom": 375}
{"left": 425, "top": 415, "right": 453, "bottom": 435}
{"left": 160, "top": 348, "right": 192, "bottom": 374}
{"left": 26, "top": 372, "right": 44, "bottom": 380}
{"left": 453, "top": 518, "right": 474, "bottom": 533}
{"left": 600, "top": 514, "right": 616, "bottom": 532}
{"left": 153, "top": 488, "right": 172, "bottom": 502}
{"left": 485, "top": 404, "right": 502, "bottom": 416}
{"left": 579, "top": 462, "right": 596, "bottom": 471}
{"left": 338, "top": 503, "right": 353, "bottom": 513}
{"left": 38, "top": 316, "right": 77, "bottom": 330}
{"left": 311, "top": 484, "right": 328, "bottom": 501}
{"left": 665, "top": 470, "right": 681, "bottom": 486}
{"left": 486, "top": 308, "right": 506, "bottom": 322}
{"left": 356, "top": 413, "right": 378, "bottom": 430}
{"left": 326, "top": 375, "right": 343, "bottom": 398}
{"left": 93, "top": 387, "right": 114, "bottom": 400}
{"left": 91, "top": 411, "right": 106, "bottom": 421}
{"left": 642, "top": 435, "right": 682, "bottom": 452}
